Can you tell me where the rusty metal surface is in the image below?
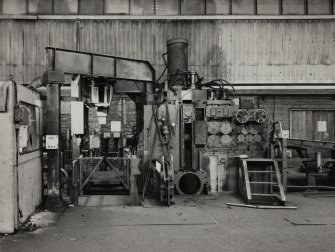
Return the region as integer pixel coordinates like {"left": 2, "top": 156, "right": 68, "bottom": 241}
{"left": 1, "top": 19, "right": 335, "bottom": 85}
{"left": 45, "top": 47, "right": 155, "bottom": 82}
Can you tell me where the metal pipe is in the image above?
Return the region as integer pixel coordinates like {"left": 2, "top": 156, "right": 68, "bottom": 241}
{"left": 286, "top": 185, "right": 335, "bottom": 190}
{"left": 316, "top": 151, "right": 322, "bottom": 172}
{"left": 189, "top": 71, "right": 196, "bottom": 89}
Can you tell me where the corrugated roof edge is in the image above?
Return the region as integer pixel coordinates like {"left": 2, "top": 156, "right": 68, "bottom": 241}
{"left": 1, "top": 14, "right": 335, "bottom": 20}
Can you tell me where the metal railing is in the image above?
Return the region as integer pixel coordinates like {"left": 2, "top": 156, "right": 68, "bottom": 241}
{"left": 72, "top": 155, "right": 140, "bottom": 206}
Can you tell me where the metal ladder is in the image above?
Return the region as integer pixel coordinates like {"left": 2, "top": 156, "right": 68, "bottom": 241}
{"left": 239, "top": 158, "right": 286, "bottom": 205}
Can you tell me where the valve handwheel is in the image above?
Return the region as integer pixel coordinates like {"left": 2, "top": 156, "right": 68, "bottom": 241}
{"left": 236, "top": 109, "right": 249, "bottom": 124}
{"left": 254, "top": 109, "right": 267, "bottom": 123}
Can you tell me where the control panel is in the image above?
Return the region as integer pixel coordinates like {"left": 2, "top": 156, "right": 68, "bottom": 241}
{"left": 45, "top": 135, "right": 59, "bottom": 149}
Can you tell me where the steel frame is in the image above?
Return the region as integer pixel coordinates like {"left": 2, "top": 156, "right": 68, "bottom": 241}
{"left": 72, "top": 156, "right": 140, "bottom": 206}
{"left": 46, "top": 47, "right": 155, "bottom": 84}
{"left": 271, "top": 137, "right": 335, "bottom": 190}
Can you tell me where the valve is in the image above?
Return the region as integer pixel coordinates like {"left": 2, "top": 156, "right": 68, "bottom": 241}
{"left": 254, "top": 109, "right": 267, "bottom": 123}
{"left": 236, "top": 109, "right": 249, "bottom": 124}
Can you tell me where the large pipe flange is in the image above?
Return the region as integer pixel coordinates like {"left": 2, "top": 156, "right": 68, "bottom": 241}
{"left": 175, "top": 170, "right": 208, "bottom": 195}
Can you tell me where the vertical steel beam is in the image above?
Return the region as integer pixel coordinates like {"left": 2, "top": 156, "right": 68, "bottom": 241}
{"left": 279, "top": 0, "right": 283, "bottom": 15}
{"left": 304, "top": 0, "right": 308, "bottom": 15}
{"left": 254, "top": 0, "right": 257, "bottom": 15}
{"left": 45, "top": 83, "right": 62, "bottom": 209}
{"left": 282, "top": 138, "right": 288, "bottom": 191}
{"left": 130, "top": 158, "right": 141, "bottom": 206}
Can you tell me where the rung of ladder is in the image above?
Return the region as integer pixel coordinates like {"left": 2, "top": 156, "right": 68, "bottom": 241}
{"left": 248, "top": 171, "right": 275, "bottom": 173}
{"left": 249, "top": 182, "right": 278, "bottom": 185}
{"left": 251, "top": 193, "right": 279, "bottom": 196}
{"left": 240, "top": 158, "right": 286, "bottom": 205}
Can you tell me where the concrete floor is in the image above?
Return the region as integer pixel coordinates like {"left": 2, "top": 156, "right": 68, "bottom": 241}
{"left": 1, "top": 192, "right": 335, "bottom": 252}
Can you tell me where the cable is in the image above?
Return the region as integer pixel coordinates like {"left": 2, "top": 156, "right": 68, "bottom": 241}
{"left": 155, "top": 52, "right": 168, "bottom": 84}
{"left": 156, "top": 66, "right": 167, "bottom": 84}
{"left": 273, "top": 95, "right": 276, "bottom": 121}
{"left": 200, "top": 78, "right": 235, "bottom": 93}
{"left": 181, "top": 89, "right": 193, "bottom": 99}
{"left": 142, "top": 106, "right": 158, "bottom": 200}
{"left": 161, "top": 52, "right": 167, "bottom": 65}
{"left": 199, "top": 78, "right": 235, "bottom": 100}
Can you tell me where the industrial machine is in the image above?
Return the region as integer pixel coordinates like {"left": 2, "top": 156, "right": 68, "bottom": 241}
{"left": 142, "top": 39, "right": 270, "bottom": 205}
{"left": 40, "top": 38, "right": 272, "bottom": 207}
{"left": 271, "top": 121, "right": 335, "bottom": 191}
{"left": 41, "top": 47, "right": 156, "bottom": 207}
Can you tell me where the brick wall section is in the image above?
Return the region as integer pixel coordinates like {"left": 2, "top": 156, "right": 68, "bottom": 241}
{"left": 88, "top": 107, "right": 100, "bottom": 133}
{"left": 58, "top": 96, "right": 136, "bottom": 136}
{"left": 124, "top": 99, "right": 137, "bottom": 132}
{"left": 60, "top": 101, "right": 71, "bottom": 141}
{"left": 86, "top": 95, "right": 137, "bottom": 152}
{"left": 258, "top": 95, "right": 335, "bottom": 131}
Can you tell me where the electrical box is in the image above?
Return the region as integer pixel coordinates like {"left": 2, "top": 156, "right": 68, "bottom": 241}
{"left": 46, "top": 135, "right": 59, "bottom": 149}
{"left": 97, "top": 111, "right": 107, "bottom": 125}
{"left": 71, "top": 101, "right": 84, "bottom": 134}
{"left": 103, "top": 132, "right": 111, "bottom": 138}
{"left": 111, "top": 121, "right": 121, "bottom": 132}
{"left": 89, "top": 135, "right": 101, "bottom": 149}
{"left": 113, "top": 132, "right": 121, "bottom": 138}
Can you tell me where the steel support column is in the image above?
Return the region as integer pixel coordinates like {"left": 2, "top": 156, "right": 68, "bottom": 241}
{"left": 45, "top": 83, "right": 62, "bottom": 209}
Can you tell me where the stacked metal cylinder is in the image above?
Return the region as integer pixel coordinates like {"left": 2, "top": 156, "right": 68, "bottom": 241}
{"left": 237, "top": 125, "right": 262, "bottom": 144}
{"left": 207, "top": 120, "right": 233, "bottom": 147}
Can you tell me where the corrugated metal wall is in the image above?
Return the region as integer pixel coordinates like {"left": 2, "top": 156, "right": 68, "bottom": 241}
{"left": 0, "top": 19, "right": 335, "bottom": 84}
{"left": 0, "top": 19, "right": 77, "bottom": 83}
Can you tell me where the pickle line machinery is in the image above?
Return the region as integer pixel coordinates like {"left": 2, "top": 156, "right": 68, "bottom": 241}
{"left": 41, "top": 38, "right": 278, "bottom": 208}
{"left": 142, "top": 39, "right": 271, "bottom": 206}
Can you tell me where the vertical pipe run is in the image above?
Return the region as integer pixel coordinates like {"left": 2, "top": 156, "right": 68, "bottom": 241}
{"left": 209, "top": 155, "right": 218, "bottom": 193}
{"left": 190, "top": 71, "right": 196, "bottom": 89}
{"left": 316, "top": 151, "right": 322, "bottom": 173}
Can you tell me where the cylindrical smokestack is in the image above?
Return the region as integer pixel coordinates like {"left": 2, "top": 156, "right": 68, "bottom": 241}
{"left": 167, "top": 38, "right": 188, "bottom": 89}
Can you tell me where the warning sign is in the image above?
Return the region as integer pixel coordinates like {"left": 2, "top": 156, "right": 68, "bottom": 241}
{"left": 317, "top": 121, "right": 327, "bottom": 132}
